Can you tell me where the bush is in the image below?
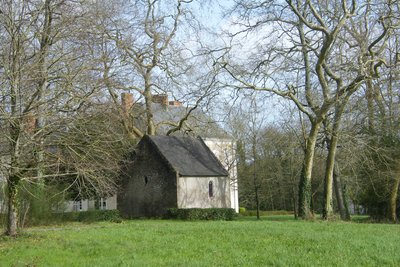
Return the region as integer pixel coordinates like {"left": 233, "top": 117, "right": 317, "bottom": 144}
{"left": 239, "top": 207, "right": 246, "bottom": 214}
{"left": 72, "top": 210, "right": 122, "bottom": 223}
{"left": 0, "top": 209, "right": 122, "bottom": 228}
{"left": 49, "top": 210, "right": 122, "bottom": 224}
{"left": 16, "top": 183, "right": 69, "bottom": 227}
{"left": 239, "top": 210, "right": 293, "bottom": 217}
{"left": 166, "top": 208, "right": 236, "bottom": 221}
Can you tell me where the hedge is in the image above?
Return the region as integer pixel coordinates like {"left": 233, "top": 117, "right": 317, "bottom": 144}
{"left": 0, "top": 209, "right": 122, "bottom": 227}
{"left": 166, "top": 208, "right": 236, "bottom": 221}
{"left": 239, "top": 210, "right": 294, "bottom": 217}
{"left": 61, "top": 209, "right": 122, "bottom": 223}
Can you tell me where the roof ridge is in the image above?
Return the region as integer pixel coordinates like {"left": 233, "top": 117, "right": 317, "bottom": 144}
{"left": 197, "top": 136, "right": 229, "bottom": 177}
{"left": 144, "top": 135, "right": 228, "bottom": 177}
{"left": 145, "top": 135, "right": 179, "bottom": 175}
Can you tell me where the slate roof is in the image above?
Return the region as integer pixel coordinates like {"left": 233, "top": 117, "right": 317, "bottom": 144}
{"left": 144, "top": 135, "right": 229, "bottom": 177}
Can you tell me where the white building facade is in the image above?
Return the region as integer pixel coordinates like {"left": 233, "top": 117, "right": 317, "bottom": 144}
{"left": 203, "top": 138, "right": 239, "bottom": 213}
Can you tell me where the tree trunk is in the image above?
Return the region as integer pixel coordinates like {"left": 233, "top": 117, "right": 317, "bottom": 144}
{"left": 333, "top": 163, "right": 351, "bottom": 220}
{"left": 388, "top": 168, "right": 400, "bottom": 223}
{"left": 298, "top": 121, "right": 321, "bottom": 219}
{"left": 7, "top": 88, "right": 20, "bottom": 236}
{"left": 366, "top": 79, "right": 376, "bottom": 135}
{"left": 323, "top": 99, "right": 349, "bottom": 220}
{"left": 252, "top": 139, "right": 260, "bottom": 220}
{"left": 322, "top": 127, "right": 339, "bottom": 219}
{"left": 6, "top": 180, "right": 18, "bottom": 236}
{"left": 35, "top": 0, "right": 52, "bottom": 183}
{"left": 290, "top": 157, "right": 298, "bottom": 219}
{"left": 255, "top": 186, "right": 260, "bottom": 220}
{"left": 144, "top": 72, "right": 155, "bottom": 135}
{"left": 322, "top": 134, "right": 337, "bottom": 219}
{"left": 292, "top": 194, "right": 298, "bottom": 219}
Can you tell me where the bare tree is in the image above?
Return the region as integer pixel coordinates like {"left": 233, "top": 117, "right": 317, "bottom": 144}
{"left": 351, "top": 26, "right": 400, "bottom": 222}
{"left": 0, "top": 0, "right": 128, "bottom": 236}
{"left": 84, "top": 0, "right": 222, "bottom": 140}
{"left": 222, "top": 0, "right": 394, "bottom": 219}
{"left": 0, "top": 0, "right": 58, "bottom": 236}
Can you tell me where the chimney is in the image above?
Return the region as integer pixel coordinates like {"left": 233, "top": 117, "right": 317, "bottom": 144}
{"left": 121, "top": 93, "right": 134, "bottom": 114}
{"left": 152, "top": 94, "right": 168, "bottom": 107}
{"left": 169, "top": 100, "right": 182, "bottom": 107}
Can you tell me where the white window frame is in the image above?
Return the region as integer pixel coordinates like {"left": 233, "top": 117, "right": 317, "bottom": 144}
{"left": 100, "top": 198, "right": 107, "bottom": 210}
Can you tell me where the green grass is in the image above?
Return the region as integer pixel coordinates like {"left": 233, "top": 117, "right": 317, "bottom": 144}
{"left": 1, "top": 216, "right": 400, "bottom": 266}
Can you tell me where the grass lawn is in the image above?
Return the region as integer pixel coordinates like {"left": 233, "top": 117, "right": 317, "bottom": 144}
{"left": 1, "top": 216, "right": 400, "bottom": 266}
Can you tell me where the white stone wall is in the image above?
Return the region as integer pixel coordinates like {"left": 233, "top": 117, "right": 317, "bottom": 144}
{"left": 203, "top": 138, "right": 239, "bottom": 212}
{"left": 177, "top": 176, "right": 230, "bottom": 209}
{"left": 105, "top": 195, "right": 117, "bottom": 210}
{"left": 65, "top": 199, "right": 89, "bottom": 212}
{"left": 63, "top": 195, "right": 117, "bottom": 212}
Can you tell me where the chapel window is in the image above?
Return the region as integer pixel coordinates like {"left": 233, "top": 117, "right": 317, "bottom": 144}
{"left": 209, "top": 181, "right": 214, "bottom": 198}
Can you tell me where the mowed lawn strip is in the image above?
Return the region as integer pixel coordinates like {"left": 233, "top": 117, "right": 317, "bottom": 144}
{"left": 1, "top": 217, "right": 400, "bottom": 266}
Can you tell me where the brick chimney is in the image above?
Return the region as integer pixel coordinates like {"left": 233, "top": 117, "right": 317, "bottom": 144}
{"left": 152, "top": 94, "right": 168, "bottom": 107}
{"left": 121, "top": 93, "right": 134, "bottom": 114}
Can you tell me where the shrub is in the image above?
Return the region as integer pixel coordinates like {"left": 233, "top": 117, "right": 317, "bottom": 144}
{"left": 16, "top": 183, "right": 69, "bottom": 227}
{"left": 54, "top": 210, "right": 122, "bottom": 223}
{"left": 1, "top": 209, "right": 122, "bottom": 228}
{"left": 239, "top": 207, "right": 246, "bottom": 214}
{"left": 166, "top": 208, "right": 236, "bottom": 221}
{"left": 239, "top": 210, "right": 293, "bottom": 217}
{"left": 74, "top": 210, "right": 122, "bottom": 223}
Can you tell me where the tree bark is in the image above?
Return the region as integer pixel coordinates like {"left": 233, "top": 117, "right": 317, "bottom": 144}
{"left": 366, "top": 79, "right": 376, "bottom": 135}
{"left": 298, "top": 121, "right": 321, "bottom": 219}
{"left": 7, "top": 123, "right": 21, "bottom": 236}
{"left": 292, "top": 194, "right": 298, "bottom": 219}
{"left": 35, "top": 0, "right": 52, "bottom": 183}
{"left": 323, "top": 102, "right": 346, "bottom": 219}
{"left": 323, "top": 137, "right": 337, "bottom": 219}
{"left": 333, "top": 163, "right": 351, "bottom": 220}
{"left": 6, "top": 179, "right": 18, "bottom": 236}
{"left": 323, "top": 94, "right": 353, "bottom": 220}
{"left": 144, "top": 71, "right": 156, "bottom": 135}
{"left": 252, "top": 139, "right": 260, "bottom": 220}
{"left": 255, "top": 185, "right": 260, "bottom": 220}
{"left": 7, "top": 31, "right": 21, "bottom": 235}
{"left": 388, "top": 166, "right": 400, "bottom": 223}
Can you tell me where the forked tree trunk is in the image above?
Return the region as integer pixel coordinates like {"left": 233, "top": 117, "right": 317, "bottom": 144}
{"left": 323, "top": 99, "right": 349, "bottom": 220}
{"left": 298, "top": 122, "right": 321, "bottom": 219}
